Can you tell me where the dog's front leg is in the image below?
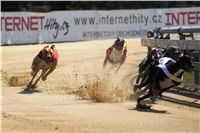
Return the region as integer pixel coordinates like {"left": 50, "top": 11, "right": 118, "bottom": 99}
{"left": 27, "top": 76, "right": 35, "bottom": 88}
{"left": 103, "top": 58, "right": 107, "bottom": 68}
{"left": 115, "top": 61, "right": 124, "bottom": 73}
{"left": 27, "top": 69, "right": 39, "bottom": 88}
{"left": 158, "top": 85, "right": 174, "bottom": 97}
{"left": 32, "top": 69, "right": 48, "bottom": 88}
{"left": 149, "top": 78, "right": 162, "bottom": 102}
{"left": 115, "top": 65, "right": 121, "bottom": 73}
{"left": 105, "top": 64, "right": 117, "bottom": 73}
{"left": 42, "top": 66, "right": 56, "bottom": 81}
{"left": 135, "top": 72, "right": 142, "bottom": 85}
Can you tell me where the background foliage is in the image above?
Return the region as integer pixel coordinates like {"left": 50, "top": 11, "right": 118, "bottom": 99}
{"left": 2, "top": 1, "right": 200, "bottom": 12}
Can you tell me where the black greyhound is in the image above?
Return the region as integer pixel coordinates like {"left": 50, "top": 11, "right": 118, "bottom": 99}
{"left": 136, "top": 55, "right": 194, "bottom": 109}
{"left": 134, "top": 46, "right": 181, "bottom": 92}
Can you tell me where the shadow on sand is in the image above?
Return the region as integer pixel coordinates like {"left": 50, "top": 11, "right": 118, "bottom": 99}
{"left": 168, "top": 87, "right": 200, "bottom": 99}
{"left": 160, "top": 87, "right": 200, "bottom": 109}
{"left": 129, "top": 107, "right": 169, "bottom": 114}
{"left": 161, "top": 95, "right": 200, "bottom": 109}
{"left": 129, "top": 86, "right": 200, "bottom": 109}
{"left": 18, "top": 87, "right": 42, "bottom": 94}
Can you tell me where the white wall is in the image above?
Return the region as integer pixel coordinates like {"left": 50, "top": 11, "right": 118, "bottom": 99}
{"left": 1, "top": 7, "right": 200, "bottom": 45}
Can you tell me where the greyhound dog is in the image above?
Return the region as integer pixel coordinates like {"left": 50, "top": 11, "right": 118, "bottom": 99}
{"left": 103, "top": 37, "right": 127, "bottom": 73}
{"left": 27, "top": 45, "right": 58, "bottom": 90}
{"left": 136, "top": 55, "right": 194, "bottom": 109}
{"left": 134, "top": 46, "right": 181, "bottom": 91}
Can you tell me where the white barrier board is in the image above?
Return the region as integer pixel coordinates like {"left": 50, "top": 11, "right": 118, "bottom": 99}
{"left": 1, "top": 7, "right": 200, "bottom": 44}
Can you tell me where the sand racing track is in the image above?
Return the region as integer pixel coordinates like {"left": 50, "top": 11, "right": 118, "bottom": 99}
{"left": 1, "top": 38, "right": 200, "bottom": 133}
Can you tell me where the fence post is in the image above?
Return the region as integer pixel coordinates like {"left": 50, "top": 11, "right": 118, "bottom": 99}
{"left": 194, "top": 51, "right": 200, "bottom": 85}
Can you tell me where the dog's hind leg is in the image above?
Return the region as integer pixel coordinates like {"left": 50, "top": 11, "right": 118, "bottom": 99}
{"left": 158, "top": 85, "right": 174, "bottom": 97}
{"left": 135, "top": 72, "right": 142, "bottom": 85}
{"left": 135, "top": 75, "right": 151, "bottom": 89}
{"left": 134, "top": 85, "right": 149, "bottom": 98}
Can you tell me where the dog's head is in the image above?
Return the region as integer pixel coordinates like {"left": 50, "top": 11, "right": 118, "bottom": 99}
{"left": 164, "top": 46, "right": 181, "bottom": 61}
{"left": 179, "top": 55, "right": 194, "bottom": 72}
{"left": 40, "top": 45, "right": 54, "bottom": 63}
{"left": 114, "top": 37, "right": 125, "bottom": 50}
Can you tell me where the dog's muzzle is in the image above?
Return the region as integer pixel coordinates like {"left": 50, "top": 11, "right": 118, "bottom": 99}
{"left": 44, "top": 54, "right": 53, "bottom": 63}
{"left": 185, "top": 64, "right": 195, "bottom": 72}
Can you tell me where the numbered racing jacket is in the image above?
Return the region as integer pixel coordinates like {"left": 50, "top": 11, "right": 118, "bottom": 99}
{"left": 106, "top": 44, "right": 127, "bottom": 63}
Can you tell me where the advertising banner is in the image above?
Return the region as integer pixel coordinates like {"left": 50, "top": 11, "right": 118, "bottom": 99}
{"left": 1, "top": 7, "right": 200, "bottom": 44}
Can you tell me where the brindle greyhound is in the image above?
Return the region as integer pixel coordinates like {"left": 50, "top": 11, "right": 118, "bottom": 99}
{"left": 27, "top": 45, "right": 58, "bottom": 90}
{"left": 136, "top": 55, "right": 194, "bottom": 109}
